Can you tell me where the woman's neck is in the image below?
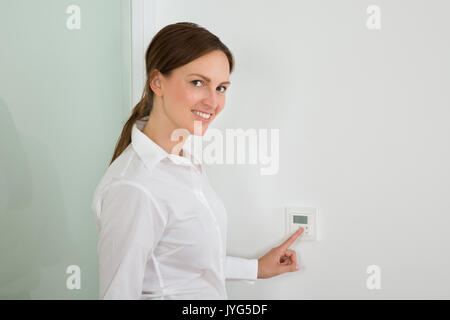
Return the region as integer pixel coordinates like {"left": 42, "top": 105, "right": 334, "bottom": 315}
{"left": 142, "top": 110, "right": 189, "bottom": 157}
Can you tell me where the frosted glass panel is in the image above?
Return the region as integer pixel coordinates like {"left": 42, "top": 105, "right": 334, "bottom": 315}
{"left": 0, "top": 0, "right": 131, "bottom": 299}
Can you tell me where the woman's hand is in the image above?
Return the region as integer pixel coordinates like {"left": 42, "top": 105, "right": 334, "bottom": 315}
{"left": 257, "top": 227, "right": 304, "bottom": 279}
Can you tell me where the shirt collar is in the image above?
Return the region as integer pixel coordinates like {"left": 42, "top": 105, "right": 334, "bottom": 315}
{"left": 131, "top": 116, "right": 202, "bottom": 173}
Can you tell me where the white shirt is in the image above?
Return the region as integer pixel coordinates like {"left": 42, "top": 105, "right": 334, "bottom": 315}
{"left": 91, "top": 116, "right": 258, "bottom": 300}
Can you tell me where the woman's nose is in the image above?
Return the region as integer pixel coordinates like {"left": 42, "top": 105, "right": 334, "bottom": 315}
{"left": 202, "top": 87, "right": 218, "bottom": 108}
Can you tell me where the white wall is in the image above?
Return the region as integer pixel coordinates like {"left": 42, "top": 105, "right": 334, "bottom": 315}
{"left": 131, "top": 0, "right": 450, "bottom": 299}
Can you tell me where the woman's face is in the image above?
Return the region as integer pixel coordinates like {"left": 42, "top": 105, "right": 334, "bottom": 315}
{"left": 152, "top": 50, "right": 231, "bottom": 136}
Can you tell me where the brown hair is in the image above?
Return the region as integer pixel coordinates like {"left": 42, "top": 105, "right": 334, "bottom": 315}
{"left": 109, "top": 22, "right": 234, "bottom": 165}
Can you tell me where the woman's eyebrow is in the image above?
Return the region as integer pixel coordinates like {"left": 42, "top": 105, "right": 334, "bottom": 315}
{"left": 187, "top": 73, "right": 231, "bottom": 85}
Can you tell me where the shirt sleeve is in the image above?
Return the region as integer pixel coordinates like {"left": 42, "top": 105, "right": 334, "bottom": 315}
{"left": 225, "top": 255, "right": 259, "bottom": 284}
{"left": 96, "top": 181, "right": 167, "bottom": 299}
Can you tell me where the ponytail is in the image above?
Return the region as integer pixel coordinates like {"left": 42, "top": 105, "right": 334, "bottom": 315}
{"left": 109, "top": 79, "right": 153, "bottom": 165}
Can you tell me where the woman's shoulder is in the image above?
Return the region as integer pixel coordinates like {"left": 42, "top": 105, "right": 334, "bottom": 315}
{"left": 91, "top": 146, "right": 158, "bottom": 213}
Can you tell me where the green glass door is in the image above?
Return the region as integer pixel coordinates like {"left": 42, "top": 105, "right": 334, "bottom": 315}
{"left": 0, "top": 0, "right": 131, "bottom": 299}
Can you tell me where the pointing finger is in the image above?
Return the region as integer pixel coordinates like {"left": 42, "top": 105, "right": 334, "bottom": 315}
{"left": 280, "top": 227, "right": 304, "bottom": 250}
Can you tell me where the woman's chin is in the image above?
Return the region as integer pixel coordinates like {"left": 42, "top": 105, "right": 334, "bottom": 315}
{"left": 191, "top": 130, "right": 207, "bottom": 136}
{"left": 189, "top": 122, "right": 209, "bottom": 136}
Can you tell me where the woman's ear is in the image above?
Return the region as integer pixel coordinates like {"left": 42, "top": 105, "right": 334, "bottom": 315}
{"left": 150, "top": 77, "right": 162, "bottom": 96}
{"left": 149, "top": 69, "right": 163, "bottom": 96}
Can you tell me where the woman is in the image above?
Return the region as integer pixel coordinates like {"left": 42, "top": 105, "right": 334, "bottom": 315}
{"left": 91, "top": 22, "right": 304, "bottom": 300}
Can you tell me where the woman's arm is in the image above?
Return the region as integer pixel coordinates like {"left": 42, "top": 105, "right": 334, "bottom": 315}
{"left": 97, "top": 181, "right": 166, "bottom": 299}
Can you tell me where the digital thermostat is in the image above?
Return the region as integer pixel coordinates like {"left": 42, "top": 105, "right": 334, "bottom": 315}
{"left": 285, "top": 206, "right": 319, "bottom": 241}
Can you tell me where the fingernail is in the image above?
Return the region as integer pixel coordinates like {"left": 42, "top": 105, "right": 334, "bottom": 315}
{"left": 296, "top": 265, "right": 299, "bottom": 270}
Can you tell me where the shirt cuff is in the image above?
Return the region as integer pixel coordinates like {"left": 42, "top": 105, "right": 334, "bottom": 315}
{"left": 225, "top": 256, "right": 258, "bottom": 284}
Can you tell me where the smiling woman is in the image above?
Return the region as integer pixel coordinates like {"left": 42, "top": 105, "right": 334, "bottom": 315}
{"left": 91, "top": 21, "right": 301, "bottom": 300}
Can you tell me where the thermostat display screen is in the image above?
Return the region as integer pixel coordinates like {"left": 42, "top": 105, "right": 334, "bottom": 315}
{"left": 293, "top": 215, "right": 308, "bottom": 224}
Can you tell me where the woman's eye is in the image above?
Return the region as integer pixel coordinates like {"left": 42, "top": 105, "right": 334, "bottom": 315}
{"left": 191, "top": 80, "right": 227, "bottom": 93}
{"left": 217, "top": 86, "right": 227, "bottom": 93}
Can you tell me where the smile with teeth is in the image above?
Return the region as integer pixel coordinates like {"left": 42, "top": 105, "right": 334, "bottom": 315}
{"left": 191, "top": 109, "right": 212, "bottom": 120}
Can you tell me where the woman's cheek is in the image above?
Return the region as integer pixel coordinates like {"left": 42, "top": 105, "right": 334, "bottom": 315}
{"left": 216, "top": 103, "right": 225, "bottom": 114}
{"left": 179, "top": 88, "right": 198, "bottom": 106}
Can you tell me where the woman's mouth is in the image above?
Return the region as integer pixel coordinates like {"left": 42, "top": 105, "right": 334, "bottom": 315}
{"left": 191, "top": 109, "right": 212, "bottom": 122}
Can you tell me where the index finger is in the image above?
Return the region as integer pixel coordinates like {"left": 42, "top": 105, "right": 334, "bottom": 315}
{"left": 280, "top": 227, "right": 304, "bottom": 249}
